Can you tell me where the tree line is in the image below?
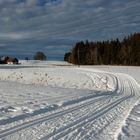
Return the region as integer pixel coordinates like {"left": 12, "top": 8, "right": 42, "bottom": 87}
{"left": 64, "top": 33, "right": 140, "bottom": 66}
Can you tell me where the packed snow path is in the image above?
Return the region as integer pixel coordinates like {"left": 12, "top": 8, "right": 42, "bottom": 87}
{"left": 0, "top": 61, "right": 140, "bottom": 140}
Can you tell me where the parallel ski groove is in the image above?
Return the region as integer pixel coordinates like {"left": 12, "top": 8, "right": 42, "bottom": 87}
{"left": 0, "top": 94, "right": 112, "bottom": 138}
{"left": 41, "top": 77, "right": 135, "bottom": 140}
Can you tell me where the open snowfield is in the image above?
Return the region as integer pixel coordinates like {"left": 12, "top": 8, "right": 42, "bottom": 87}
{"left": 0, "top": 61, "right": 140, "bottom": 140}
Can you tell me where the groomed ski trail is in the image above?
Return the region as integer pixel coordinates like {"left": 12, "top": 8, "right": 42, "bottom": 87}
{"left": 0, "top": 69, "right": 140, "bottom": 140}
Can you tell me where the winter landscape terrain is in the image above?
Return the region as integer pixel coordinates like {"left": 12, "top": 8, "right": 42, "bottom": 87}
{"left": 0, "top": 60, "right": 140, "bottom": 140}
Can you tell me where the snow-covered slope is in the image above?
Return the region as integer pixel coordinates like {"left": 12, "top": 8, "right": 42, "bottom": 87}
{"left": 0, "top": 61, "right": 140, "bottom": 140}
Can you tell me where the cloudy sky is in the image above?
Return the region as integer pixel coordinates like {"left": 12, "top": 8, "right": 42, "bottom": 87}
{"left": 0, "top": 0, "right": 140, "bottom": 60}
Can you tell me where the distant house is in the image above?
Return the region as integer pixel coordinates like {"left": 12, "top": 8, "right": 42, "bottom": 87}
{"left": 7, "top": 57, "right": 19, "bottom": 64}
{"left": 0, "top": 56, "right": 19, "bottom": 64}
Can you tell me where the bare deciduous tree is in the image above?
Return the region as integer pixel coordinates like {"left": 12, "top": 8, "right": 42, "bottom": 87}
{"left": 34, "top": 51, "right": 47, "bottom": 60}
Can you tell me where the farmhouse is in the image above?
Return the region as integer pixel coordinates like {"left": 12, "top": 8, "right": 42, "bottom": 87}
{"left": 0, "top": 56, "right": 19, "bottom": 64}
{"left": 7, "top": 57, "right": 19, "bottom": 64}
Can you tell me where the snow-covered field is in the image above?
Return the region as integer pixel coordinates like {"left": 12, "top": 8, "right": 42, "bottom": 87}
{"left": 0, "top": 61, "right": 140, "bottom": 140}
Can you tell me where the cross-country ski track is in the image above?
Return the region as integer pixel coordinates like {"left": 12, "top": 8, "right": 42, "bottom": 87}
{"left": 0, "top": 61, "right": 140, "bottom": 140}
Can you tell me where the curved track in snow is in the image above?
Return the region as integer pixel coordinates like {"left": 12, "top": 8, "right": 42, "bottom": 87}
{"left": 0, "top": 68, "right": 140, "bottom": 140}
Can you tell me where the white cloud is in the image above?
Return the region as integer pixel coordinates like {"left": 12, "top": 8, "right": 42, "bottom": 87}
{"left": 0, "top": 0, "right": 139, "bottom": 59}
{"left": 0, "top": 32, "right": 32, "bottom": 40}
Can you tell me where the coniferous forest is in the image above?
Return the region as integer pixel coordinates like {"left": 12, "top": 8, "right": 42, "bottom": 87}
{"left": 64, "top": 33, "right": 140, "bottom": 66}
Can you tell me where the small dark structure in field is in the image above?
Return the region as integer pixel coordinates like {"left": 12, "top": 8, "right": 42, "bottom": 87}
{"left": 0, "top": 56, "right": 19, "bottom": 64}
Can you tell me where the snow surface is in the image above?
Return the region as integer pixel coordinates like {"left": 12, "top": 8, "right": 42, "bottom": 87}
{"left": 0, "top": 61, "right": 140, "bottom": 140}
